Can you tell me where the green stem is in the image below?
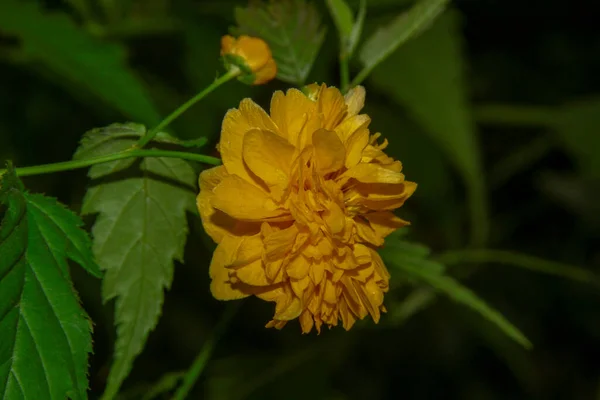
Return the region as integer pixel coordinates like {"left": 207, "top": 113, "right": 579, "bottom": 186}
{"left": 137, "top": 69, "right": 239, "bottom": 148}
{"left": 1, "top": 149, "right": 221, "bottom": 177}
{"left": 172, "top": 304, "right": 240, "bottom": 400}
{"left": 340, "top": 55, "right": 350, "bottom": 94}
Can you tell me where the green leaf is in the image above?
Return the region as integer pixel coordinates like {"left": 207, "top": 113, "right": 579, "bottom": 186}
{"left": 233, "top": 0, "right": 326, "bottom": 85}
{"left": 347, "top": 0, "right": 367, "bottom": 57}
{"left": 74, "top": 123, "right": 198, "bottom": 400}
{"left": 367, "top": 11, "right": 488, "bottom": 245}
{"left": 354, "top": 0, "right": 450, "bottom": 84}
{"left": 382, "top": 237, "right": 530, "bottom": 347}
{"left": 327, "top": 0, "right": 366, "bottom": 58}
{"left": 438, "top": 249, "right": 600, "bottom": 286}
{"left": 0, "top": 0, "right": 161, "bottom": 125}
{"left": 382, "top": 239, "right": 444, "bottom": 276}
{"left": 175, "top": 137, "right": 210, "bottom": 149}
{"left": 326, "top": 0, "right": 354, "bottom": 48}
{"left": 0, "top": 165, "right": 100, "bottom": 400}
{"left": 400, "top": 261, "right": 532, "bottom": 349}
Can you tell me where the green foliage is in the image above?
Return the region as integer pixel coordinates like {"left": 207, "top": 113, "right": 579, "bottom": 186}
{"left": 368, "top": 11, "right": 488, "bottom": 245}
{"left": 383, "top": 239, "right": 531, "bottom": 349}
{"left": 326, "top": 0, "right": 366, "bottom": 58}
{"left": 0, "top": 166, "right": 101, "bottom": 399}
{"left": 0, "top": 0, "right": 161, "bottom": 125}
{"left": 232, "top": 0, "right": 326, "bottom": 85}
{"left": 74, "top": 123, "right": 198, "bottom": 400}
{"left": 355, "top": 0, "right": 450, "bottom": 84}
{"left": 326, "top": 0, "right": 354, "bottom": 47}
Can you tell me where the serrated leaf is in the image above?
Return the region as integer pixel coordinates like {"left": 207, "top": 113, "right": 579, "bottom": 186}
{"left": 367, "top": 11, "right": 488, "bottom": 245}
{"left": 400, "top": 261, "right": 532, "bottom": 349}
{"left": 0, "top": 165, "right": 100, "bottom": 400}
{"left": 357, "top": 0, "right": 449, "bottom": 78}
{"left": 0, "top": 0, "right": 161, "bottom": 125}
{"left": 233, "top": 0, "right": 326, "bottom": 85}
{"left": 74, "top": 123, "right": 197, "bottom": 400}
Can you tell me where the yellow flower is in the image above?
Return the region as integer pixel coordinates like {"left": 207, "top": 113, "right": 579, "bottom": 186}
{"left": 220, "top": 35, "right": 277, "bottom": 85}
{"left": 197, "top": 84, "right": 416, "bottom": 333}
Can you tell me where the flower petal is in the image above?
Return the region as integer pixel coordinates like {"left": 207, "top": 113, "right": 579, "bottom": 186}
{"left": 290, "top": 276, "right": 310, "bottom": 298}
{"left": 335, "top": 114, "right": 370, "bottom": 143}
{"left": 287, "top": 254, "right": 310, "bottom": 279}
{"left": 309, "top": 259, "right": 325, "bottom": 285}
{"left": 342, "top": 163, "right": 406, "bottom": 184}
{"left": 299, "top": 310, "right": 314, "bottom": 333}
{"left": 274, "top": 295, "right": 303, "bottom": 320}
{"left": 312, "top": 128, "right": 346, "bottom": 174}
{"left": 263, "top": 223, "right": 299, "bottom": 261}
{"left": 344, "top": 127, "right": 370, "bottom": 168}
{"left": 220, "top": 99, "right": 278, "bottom": 182}
{"left": 210, "top": 236, "right": 250, "bottom": 300}
{"left": 317, "top": 85, "right": 348, "bottom": 130}
{"left": 365, "top": 211, "right": 410, "bottom": 240}
{"left": 270, "top": 88, "right": 317, "bottom": 146}
{"left": 253, "top": 58, "right": 277, "bottom": 85}
{"left": 234, "top": 258, "right": 270, "bottom": 286}
{"left": 323, "top": 201, "right": 345, "bottom": 235}
{"left": 242, "top": 129, "right": 295, "bottom": 199}
{"left": 344, "top": 85, "right": 366, "bottom": 117}
{"left": 230, "top": 233, "right": 264, "bottom": 267}
{"left": 212, "top": 174, "right": 288, "bottom": 220}
{"left": 197, "top": 166, "right": 238, "bottom": 242}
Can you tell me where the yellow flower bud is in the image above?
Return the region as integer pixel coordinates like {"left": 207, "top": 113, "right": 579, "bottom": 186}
{"left": 220, "top": 35, "right": 277, "bottom": 85}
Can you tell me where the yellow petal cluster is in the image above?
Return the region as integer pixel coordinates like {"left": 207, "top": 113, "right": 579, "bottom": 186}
{"left": 220, "top": 35, "right": 277, "bottom": 85}
{"left": 197, "top": 84, "right": 416, "bottom": 333}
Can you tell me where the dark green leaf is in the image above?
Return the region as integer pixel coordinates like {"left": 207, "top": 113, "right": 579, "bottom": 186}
{"left": 0, "top": 0, "right": 161, "bottom": 125}
{"left": 74, "top": 123, "right": 197, "bottom": 400}
{"left": 367, "top": 11, "right": 488, "bottom": 245}
{"left": 0, "top": 165, "right": 100, "bottom": 400}
{"left": 356, "top": 0, "right": 449, "bottom": 82}
{"left": 233, "top": 0, "right": 326, "bottom": 85}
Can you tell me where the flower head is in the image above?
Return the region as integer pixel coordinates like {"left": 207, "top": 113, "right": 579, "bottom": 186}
{"left": 221, "top": 35, "right": 277, "bottom": 85}
{"left": 197, "top": 84, "right": 416, "bottom": 333}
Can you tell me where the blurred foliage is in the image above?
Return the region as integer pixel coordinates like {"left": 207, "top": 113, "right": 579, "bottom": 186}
{"left": 1, "top": 0, "right": 599, "bottom": 399}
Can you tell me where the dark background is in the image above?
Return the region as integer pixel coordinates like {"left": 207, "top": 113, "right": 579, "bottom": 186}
{"left": 1, "top": 0, "right": 599, "bottom": 399}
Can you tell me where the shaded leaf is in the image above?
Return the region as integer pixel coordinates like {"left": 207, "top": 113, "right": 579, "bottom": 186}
{"left": 356, "top": 0, "right": 449, "bottom": 83}
{"left": 0, "top": 165, "right": 100, "bottom": 400}
{"left": 0, "top": 0, "right": 161, "bottom": 125}
{"left": 233, "top": 0, "right": 326, "bottom": 85}
{"left": 74, "top": 124, "right": 198, "bottom": 400}
{"left": 367, "top": 11, "right": 488, "bottom": 245}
